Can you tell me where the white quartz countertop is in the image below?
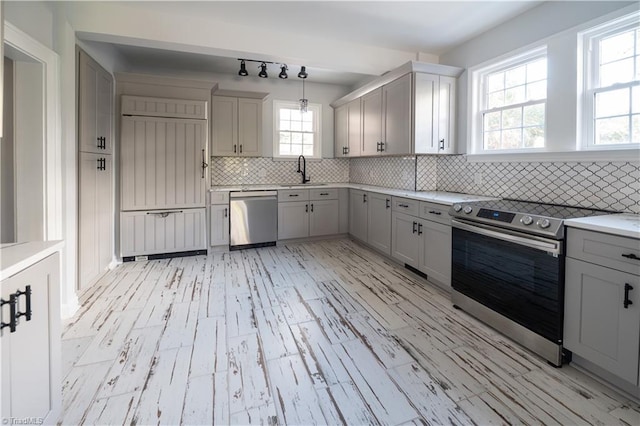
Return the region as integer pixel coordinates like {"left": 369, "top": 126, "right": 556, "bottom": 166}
{"left": 565, "top": 213, "right": 640, "bottom": 239}
{"left": 210, "top": 183, "right": 498, "bottom": 206}
{"left": 1, "top": 240, "right": 64, "bottom": 280}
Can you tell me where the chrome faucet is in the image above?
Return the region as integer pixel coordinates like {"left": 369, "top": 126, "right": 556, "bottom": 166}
{"left": 297, "top": 155, "right": 310, "bottom": 184}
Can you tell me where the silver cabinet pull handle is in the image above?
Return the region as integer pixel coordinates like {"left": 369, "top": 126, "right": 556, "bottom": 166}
{"left": 147, "top": 210, "right": 183, "bottom": 218}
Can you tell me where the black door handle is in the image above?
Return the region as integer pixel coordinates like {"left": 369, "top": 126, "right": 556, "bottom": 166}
{"left": 624, "top": 283, "right": 634, "bottom": 309}
{"left": 1, "top": 294, "right": 18, "bottom": 333}
{"left": 417, "top": 223, "right": 423, "bottom": 235}
{"left": 412, "top": 221, "right": 417, "bottom": 234}
{"left": 311, "top": 203, "right": 314, "bottom": 212}
{"left": 15, "top": 285, "right": 32, "bottom": 322}
{"left": 380, "top": 142, "right": 385, "bottom": 152}
{"left": 439, "top": 139, "right": 445, "bottom": 150}
{"left": 622, "top": 253, "right": 640, "bottom": 261}
{"left": 386, "top": 199, "right": 390, "bottom": 209}
{"left": 363, "top": 194, "right": 367, "bottom": 203}
{"left": 305, "top": 204, "right": 309, "bottom": 213}
{"left": 201, "top": 149, "right": 208, "bottom": 179}
{"left": 233, "top": 144, "right": 237, "bottom": 153}
{"left": 240, "top": 144, "right": 243, "bottom": 154}
{"left": 428, "top": 210, "right": 442, "bottom": 216}
{"left": 224, "top": 208, "right": 228, "bottom": 218}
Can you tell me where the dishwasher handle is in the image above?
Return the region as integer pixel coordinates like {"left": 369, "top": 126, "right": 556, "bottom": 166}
{"left": 230, "top": 190, "right": 278, "bottom": 198}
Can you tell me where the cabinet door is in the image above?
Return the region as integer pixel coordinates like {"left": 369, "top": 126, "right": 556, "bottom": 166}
{"left": 309, "top": 199, "right": 339, "bottom": 237}
{"left": 437, "top": 76, "right": 456, "bottom": 154}
{"left": 391, "top": 212, "right": 421, "bottom": 267}
{"left": 347, "top": 98, "right": 362, "bottom": 157}
{"left": 210, "top": 204, "right": 229, "bottom": 246}
{"left": 349, "top": 190, "right": 368, "bottom": 242}
{"left": 414, "top": 73, "right": 438, "bottom": 154}
{"left": 121, "top": 116, "right": 207, "bottom": 210}
{"left": 120, "top": 208, "right": 206, "bottom": 257}
{"left": 383, "top": 73, "right": 412, "bottom": 155}
{"left": 564, "top": 258, "right": 640, "bottom": 384}
{"left": 367, "top": 192, "right": 392, "bottom": 255}
{"left": 238, "top": 98, "right": 262, "bottom": 156}
{"left": 419, "top": 219, "right": 452, "bottom": 287}
{"left": 334, "top": 104, "right": 348, "bottom": 157}
{"left": 361, "top": 88, "right": 383, "bottom": 156}
{"left": 278, "top": 201, "right": 309, "bottom": 240}
{"left": 211, "top": 96, "right": 238, "bottom": 156}
{"left": 79, "top": 50, "right": 113, "bottom": 154}
{"left": 1, "top": 254, "right": 60, "bottom": 420}
{"left": 79, "top": 152, "right": 112, "bottom": 290}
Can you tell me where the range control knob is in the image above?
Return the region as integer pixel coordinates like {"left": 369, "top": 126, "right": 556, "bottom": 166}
{"left": 463, "top": 206, "right": 473, "bottom": 214}
{"left": 453, "top": 204, "right": 463, "bottom": 212}
{"left": 537, "top": 218, "right": 551, "bottom": 229}
{"left": 520, "top": 216, "right": 534, "bottom": 226}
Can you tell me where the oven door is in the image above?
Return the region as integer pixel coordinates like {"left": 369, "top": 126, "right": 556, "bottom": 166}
{"left": 451, "top": 219, "right": 564, "bottom": 343}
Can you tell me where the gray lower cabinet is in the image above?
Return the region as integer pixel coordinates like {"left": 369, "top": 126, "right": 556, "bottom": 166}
{"left": 391, "top": 211, "right": 421, "bottom": 267}
{"left": 349, "top": 189, "right": 368, "bottom": 242}
{"left": 367, "top": 192, "right": 392, "bottom": 255}
{"left": 418, "top": 218, "right": 452, "bottom": 286}
{"left": 209, "top": 204, "right": 229, "bottom": 246}
{"left": 565, "top": 258, "right": 639, "bottom": 384}
{"left": 278, "top": 189, "right": 340, "bottom": 240}
{"left": 1, "top": 253, "right": 61, "bottom": 422}
{"left": 564, "top": 227, "right": 640, "bottom": 392}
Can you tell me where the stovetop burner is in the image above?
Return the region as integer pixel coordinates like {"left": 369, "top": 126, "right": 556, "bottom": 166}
{"left": 450, "top": 199, "right": 615, "bottom": 239}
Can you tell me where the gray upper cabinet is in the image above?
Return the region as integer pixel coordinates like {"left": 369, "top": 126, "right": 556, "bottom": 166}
{"left": 564, "top": 228, "right": 640, "bottom": 388}
{"left": 78, "top": 49, "right": 113, "bottom": 154}
{"left": 211, "top": 96, "right": 262, "bottom": 157}
{"left": 331, "top": 61, "right": 463, "bottom": 157}
{"left": 334, "top": 98, "right": 362, "bottom": 157}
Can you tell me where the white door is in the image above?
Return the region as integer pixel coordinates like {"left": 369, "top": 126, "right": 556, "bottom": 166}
{"left": 391, "top": 212, "right": 421, "bottom": 267}
{"left": 211, "top": 96, "right": 238, "bottom": 156}
{"left": 383, "top": 73, "right": 412, "bottom": 155}
{"left": 367, "top": 192, "right": 392, "bottom": 255}
{"left": 564, "top": 258, "right": 640, "bottom": 384}
{"left": 349, "top": 190, "right": 368, "bottom": 242}
{"left": 210, "top": 204, "right": 229, "bottom": 246}
{"left": 419, "top": 219, "right": 452, "bottom": 287}
{"left": 238, "top": 98, "right": 262, "bottom": 156}
{"left": 309, "top": 199, "right": 339, "bottom": 237}
{"left": 278, "top": 201, "right": 309, "bottom": 240}
{"left": 121, "top": 116, "right": 207, "bottom": 210}
{"left": 361, "top": 88, "right": 383, "bottom": 156}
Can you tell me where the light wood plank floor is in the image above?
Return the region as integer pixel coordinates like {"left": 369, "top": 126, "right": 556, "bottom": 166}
{"left": 59, "top": 238, "right": 640, "bottom": 425}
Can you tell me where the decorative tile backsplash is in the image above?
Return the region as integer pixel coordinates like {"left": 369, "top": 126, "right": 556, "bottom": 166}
{"left": 416, "top": 156, "right": 438, "bottom": 191}
{"left": 428, "top": 155, "right": 640, "bottom": 214}
{"left": 350, "top": 157, "right": 416, "bottom": 190}
{"left": 210, "top": 157, "right": 349, "bottom": 186}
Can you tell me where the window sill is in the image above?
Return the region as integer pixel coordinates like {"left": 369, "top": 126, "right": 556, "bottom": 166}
{"left": 465, "top": 148, "right": 640, "bottom": 163}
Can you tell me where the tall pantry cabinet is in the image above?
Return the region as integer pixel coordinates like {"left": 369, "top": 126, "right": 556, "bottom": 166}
{"left": 77, "top": 49, "right": 114, "bottom": 290}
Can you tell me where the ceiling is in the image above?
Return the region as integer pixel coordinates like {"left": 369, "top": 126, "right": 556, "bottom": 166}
{"left": 82, "top": 1, "right": 543, "bottom": 86}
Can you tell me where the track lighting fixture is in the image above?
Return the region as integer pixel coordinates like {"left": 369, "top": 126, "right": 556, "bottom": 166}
{"left": 258, "top": 62, "right": 268, "bottom": 78}
{"left": 238, "top": 60, "right": 248, "bottom": 76}
{"left": 298, "top": 66, "right": 308, "bottom": 79}
{"left": 279, "top": 64, "right": 288, "bottom": 79}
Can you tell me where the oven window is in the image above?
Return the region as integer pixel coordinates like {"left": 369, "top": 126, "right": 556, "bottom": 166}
{"left": 452, "top": 228, "right": 564, "bottom": 342}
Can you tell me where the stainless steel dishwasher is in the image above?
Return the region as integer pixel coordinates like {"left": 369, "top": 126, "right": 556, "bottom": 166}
{"left": 229, "top": 191, "right": 278, "bottom": 250}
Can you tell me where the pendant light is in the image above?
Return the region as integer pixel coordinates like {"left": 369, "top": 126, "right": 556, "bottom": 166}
{"left": 300, "top": 78, "right": 308, "bottom": 113}
{"left": 279, "top": 64, "right": 288, "bottom": 79}
{"left": 238, "top": 60, "right": 248, "bottom": 76}
{"left": 258, "top": 62, "right": 268, "bottom": 78}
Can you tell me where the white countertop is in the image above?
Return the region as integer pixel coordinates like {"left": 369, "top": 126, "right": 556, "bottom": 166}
{"left": 211, "top": 183, "right": 498, "bottom": 206}
{"left": 565, "top": 213, "right": 640, "bottom": 239}
{"left": 1, "top": 240, "right": 65, "bottom": 280}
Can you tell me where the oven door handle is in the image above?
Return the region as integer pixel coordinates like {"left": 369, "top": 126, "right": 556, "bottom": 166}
{"left": 451, "top": 219, "right": 562, "bottom": 255}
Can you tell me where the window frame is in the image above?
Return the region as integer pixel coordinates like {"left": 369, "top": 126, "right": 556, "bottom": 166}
{"left": 580, "top": 12, "right": 640, "bottom": 150}
{"left": 272, "top": 100, "right": 322, "bottom": 159}
{"left": 469, "top": 45, "right": 548, "bottom": 155}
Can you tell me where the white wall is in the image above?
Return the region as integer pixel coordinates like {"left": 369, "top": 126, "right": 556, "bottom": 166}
{"left": 121, "top": 67, "right": 351, "bottom": 158}
{"left": 439, "top": 1, "right": 636, "bottom": 154}
{"left": 4, "top": 1, "right": 54, "bottom": 50}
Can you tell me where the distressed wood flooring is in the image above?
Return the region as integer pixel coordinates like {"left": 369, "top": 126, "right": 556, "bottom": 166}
{"left": 59, "top": 238, "right": 640, "bottom": 425}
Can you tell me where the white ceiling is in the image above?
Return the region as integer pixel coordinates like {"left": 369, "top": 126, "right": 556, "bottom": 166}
{"left": 81, "top": 1, "right": 543, "bottom": 86}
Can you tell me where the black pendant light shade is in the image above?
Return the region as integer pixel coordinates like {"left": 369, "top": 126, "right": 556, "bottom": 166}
{"left": 298, "top": 66, "right": 308, "bottom": 79}
{"left": 279, "top": 64, "right": 288, "bottom": 79}
{"left": 258, "top": 62, "right": 268, "bottom": 78}
{"left": 238, "top": 60, "right": 248, "bottom": 76}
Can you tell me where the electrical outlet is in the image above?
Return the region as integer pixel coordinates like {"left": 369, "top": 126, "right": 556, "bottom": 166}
{"left": 474, "top": 172, "right": 483, "bottom": 186}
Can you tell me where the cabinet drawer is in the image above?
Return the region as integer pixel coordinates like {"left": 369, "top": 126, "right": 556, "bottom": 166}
{"left": 278, "top": 189, "right": 309, "bottom": 202}
{"left": 392, "top": 197, "right": 419, "bottom": 216}
{"left": 210, "top": 191, "right": 229, "bottom": 205}
{"left": 121, "top": 95, "right": 207, "bottom": 120}
{"left": 310, "top": 188, "right": 338, "bottom": 200}
{"left": 567, "top": 228, "right": 640, "bottom": 276}
{"left": 420, "top": 201, "right": 451, "bottom": 225}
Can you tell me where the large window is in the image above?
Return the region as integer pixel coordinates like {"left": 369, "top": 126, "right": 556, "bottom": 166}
{"left": 582, "top": 12, "right": 640, "bottom": 148}
{"left": 273, "top": 101, "right": 322, "bottom": 158}
{"left": 470, "top": 47, "right": 547, "bottom": 153}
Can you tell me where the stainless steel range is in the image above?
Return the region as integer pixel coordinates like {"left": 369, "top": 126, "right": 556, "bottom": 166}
{"left": 449, "top": 199, "right": 612, "bottom": 366}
